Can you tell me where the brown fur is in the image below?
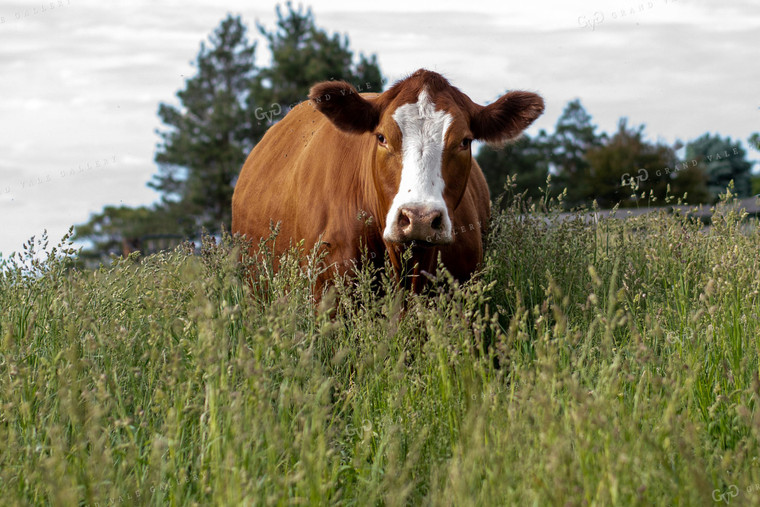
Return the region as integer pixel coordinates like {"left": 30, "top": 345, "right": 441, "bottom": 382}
{"left": 232, "top": 69, "right": 543, "bottom": 297}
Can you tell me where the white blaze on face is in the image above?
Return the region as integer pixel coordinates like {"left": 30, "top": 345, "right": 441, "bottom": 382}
{"left": 383, "top": 89, "right": 453, "bottom": 241}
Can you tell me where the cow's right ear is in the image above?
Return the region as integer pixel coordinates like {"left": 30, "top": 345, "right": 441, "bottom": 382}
{"left": 308, "top": 81, "right": 380, "bottom": 134}
{"left": 470, "top": 91, "right": 545, "bottom": 146}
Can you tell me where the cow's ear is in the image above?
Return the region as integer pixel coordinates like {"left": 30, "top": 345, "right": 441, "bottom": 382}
{"left": 470, "top": 91, "right": 544, "bottom": 146}
{"left": 308, "top": 81, "right": 380, "bottom": 134}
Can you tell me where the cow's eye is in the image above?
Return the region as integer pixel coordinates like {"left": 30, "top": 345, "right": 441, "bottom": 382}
{"left": 460, "top": 138, "right": 472, "bottom": 150}
{"left": 377, "top": 133, "right": 387, "bottom": 146}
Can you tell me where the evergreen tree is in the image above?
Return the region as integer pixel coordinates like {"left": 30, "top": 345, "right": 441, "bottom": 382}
{"left": 73, "top": 204, "right": 185, "bottom": 264}
{"left": 749, "top": 133, "right": 760, "bottom": 153}
{"left": 685, "top": 134, "right": 753, "bottom": 199}
{"left": 550, "top": 99, "right": 606, "bottom": 206}
{"left": 249, "top": 2, "right": 384, "bottom": 127}
{"left": 476, "top": 129, "right": 553, "bottom": 204}
{"left": 151, "top": 14, "right": 258, "bottom": 234}
{"left": 748, "top": 133, "right": 760, "bottom": 196}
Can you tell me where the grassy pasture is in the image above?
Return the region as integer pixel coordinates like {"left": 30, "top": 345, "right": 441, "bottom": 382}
{"left": 1, "top": 190, "right": 760, "bottom": 505}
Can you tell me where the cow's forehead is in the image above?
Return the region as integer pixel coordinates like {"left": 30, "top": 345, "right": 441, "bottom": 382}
{"left": 391, "top": 89, "right": 452, "bottom": 138}
{"left": 393, "top": 89, "right": 439, "bottom": 120}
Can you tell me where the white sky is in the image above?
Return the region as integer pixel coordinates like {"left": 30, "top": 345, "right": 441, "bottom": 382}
{"left": 1, "top": 0, "right": 758, "bottom": 257}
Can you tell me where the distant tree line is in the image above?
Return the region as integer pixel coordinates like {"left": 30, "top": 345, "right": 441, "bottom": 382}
{"left": 477, "top": 99, "right": 758, "bottom": 209}
{"left": 74, "top": 3, "right": 760, "bottom": 262}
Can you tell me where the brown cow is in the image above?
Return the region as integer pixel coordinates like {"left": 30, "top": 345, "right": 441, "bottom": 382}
{"left": 232, "top": 69, "right": 544, "bottom": 296}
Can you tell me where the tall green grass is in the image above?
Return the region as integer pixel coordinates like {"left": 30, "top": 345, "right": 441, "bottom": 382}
{"left": 1, "top": 189, "right": 759, "bottom": 505}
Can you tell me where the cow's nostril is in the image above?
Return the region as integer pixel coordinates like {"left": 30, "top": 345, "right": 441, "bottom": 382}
{"left": 398, "top": 212, "right": 411, "bottom": 228}
{"left": 431, "top": 213, "right": 443, "bottom": 230}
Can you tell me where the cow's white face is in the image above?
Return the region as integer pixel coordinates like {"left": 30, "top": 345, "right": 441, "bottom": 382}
{"left": 382, "top": 90, "right": 454, "bottom": 244}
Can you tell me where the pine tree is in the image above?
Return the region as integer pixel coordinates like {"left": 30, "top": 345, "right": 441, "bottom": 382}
{"left": 685, "top": 134, "right": 753, "bottom": 199}
{"left": 151, "top": 14, "right": 258, "bottom": 234}
{"left": 73, "top": 204, "right": 184, "bottom": 263}
{"left": 750, "top": 133, "right": 760, "bottom": 196}
{"left": 249, "top": 2, "right": 384, "bottom": 127}
{"left": 476, "top": 130, "right": 554, "bottom": 205}
{"left": 550, "top": 99, "right": 606, "bottom": 207}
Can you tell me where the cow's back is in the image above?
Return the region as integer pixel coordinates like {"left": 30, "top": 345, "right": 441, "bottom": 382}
{"left": 232, "top": 100, "right": 375, "bottom": 271}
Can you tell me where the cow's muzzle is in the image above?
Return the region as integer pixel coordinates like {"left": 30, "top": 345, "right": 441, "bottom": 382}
{"left": 384, "top": 205, "right": 452, "bottom": 245}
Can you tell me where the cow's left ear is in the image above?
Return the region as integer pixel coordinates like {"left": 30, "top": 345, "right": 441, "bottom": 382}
{"left": 470, "top": 91, "right": 544, "bottom": 146}
{"left": 308, "top": 81, "right": 380, "bottom": 134}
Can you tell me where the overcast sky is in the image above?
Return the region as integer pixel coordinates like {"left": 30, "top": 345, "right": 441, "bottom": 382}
{"left": 1, "top": 0, "right": 758, "bottom": 257}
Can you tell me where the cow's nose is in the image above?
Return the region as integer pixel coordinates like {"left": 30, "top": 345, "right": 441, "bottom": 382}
{"left": 392, "top": 206, "right": 450, "bottom": 244}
